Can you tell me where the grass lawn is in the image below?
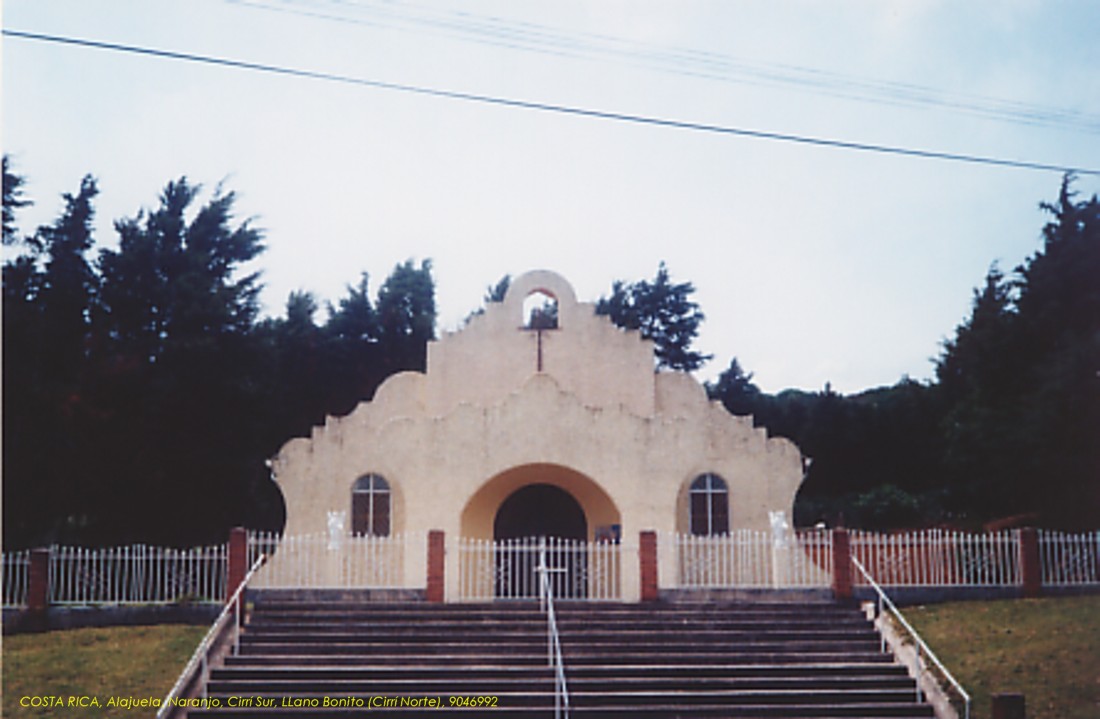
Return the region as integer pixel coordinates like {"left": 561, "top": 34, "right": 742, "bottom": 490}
{"left": 907, "top": 594, "right": 1100, "bottom": 719}
{"left": 2, "top": 624, "right": 207, "bottom": 719}
{"left": 2, "top": 598, "right": 1097, "bottom": 718}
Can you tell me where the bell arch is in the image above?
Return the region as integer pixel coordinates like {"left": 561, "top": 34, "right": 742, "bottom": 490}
{"left": 502, "top": 270, "right": 577, "bottom": 329}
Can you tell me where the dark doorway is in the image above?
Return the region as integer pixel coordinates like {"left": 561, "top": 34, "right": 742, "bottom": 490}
{"left": 493, "top": 484, "right": 588, "bottom": 599}
{"left": 494, "top": 484, "right": 587, "bottom": 540}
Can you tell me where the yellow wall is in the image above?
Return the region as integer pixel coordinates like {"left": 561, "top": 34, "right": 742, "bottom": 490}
{"left": 459, "top": 463, "right": 622, "bottom": 540}
{"left": 270, "top": 270, "right": 805, "bottom": 598}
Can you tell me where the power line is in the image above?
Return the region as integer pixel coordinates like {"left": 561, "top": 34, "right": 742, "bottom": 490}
{"left": 4, "top": 28, "right": 1098, "bottom": 177}
{"left": 233, "top": 0, "right": 1100, "bottom": 134}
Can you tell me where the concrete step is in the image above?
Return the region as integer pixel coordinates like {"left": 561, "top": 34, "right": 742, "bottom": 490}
{"left": 186, "top": 598, "right": 932, "bottom": 718}
{"left": 204, "top": 689, "right": 928, "bottom": 705}
{"left": 238, "top": 633, "right": 875, "bottom": 650}
{"left": 242, "top": 624, "right": 876, "bottom": 638}
{"left": 249, "top": 605, "right": 859, "bottom": 620}
{"left": 247, "top": 615, "right": 866, "bottom": 624}
{"left": 251, "top": 606, "right": 858, "bottom": 624}
{"left": 225, "top": 651, "right": 898, "bottom": 666}
{"left": 189, "top": 702, "right": 933, "bottom": 718}
{"left": 211, "top": 664, "right": 912, "bottom": 681}
{"left": 235, "top": 639, "right": 885, "bottom": 655}
{"left": 206, "top": 675, "right": 918, "bottom": 694}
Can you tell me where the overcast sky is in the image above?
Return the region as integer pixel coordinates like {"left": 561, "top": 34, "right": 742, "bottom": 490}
{"left": 4, "top": 0, "right": 1099, "bottom": 393}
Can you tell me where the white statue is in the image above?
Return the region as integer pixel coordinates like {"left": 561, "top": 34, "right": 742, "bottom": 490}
{"left": 769, "top": 510, "right": 793, "bottom": 588}
{"left": 327, "top": 510, "right": 346, "bottom": 550}
{"left": 769, "top": 510, "right": 792, "bottom": 546}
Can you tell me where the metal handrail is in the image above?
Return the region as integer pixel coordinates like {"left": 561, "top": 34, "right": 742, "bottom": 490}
{"left": 156, "top": 555, "right": 266, "bottom": 718}
{"left": 851, "top": 557, "right": 971, "bottom": 719}
{"left": 536, "top": 541, "right": 570, "bottom": 719}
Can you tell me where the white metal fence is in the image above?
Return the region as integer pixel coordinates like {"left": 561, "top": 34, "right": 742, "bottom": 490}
{"left": 46, "top": 544, "right": 227, "bottom": 605}
{"left": 670, "top": 530, "right": 834, "bottom": 589}
{"left": 3, "top": 549, "right": 31, "bottom": 607}
{"left": 3, "top": 528, "right": 1100, "bottom": 608}
{"left": 248, "top": 531, "right": 419, "bottom": 589}
{"left": 850, "top": 529, "right": 1021, "bottom": 588}
{"left": 457, "top": 536, "right": 623, "bottom": 601}
{"left": 1039, "top": 529, "right": 1100, "bottom": 586}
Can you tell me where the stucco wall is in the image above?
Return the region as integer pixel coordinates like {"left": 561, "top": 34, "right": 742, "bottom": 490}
{"left": 270, "top": 270, "right": 804, "bottom": 596}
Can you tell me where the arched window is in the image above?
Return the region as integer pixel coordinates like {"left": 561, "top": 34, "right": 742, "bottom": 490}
{"left": 689, "top": 473, "right": 729, "bottom": 536}
{"left": 351, "top": 474, "right": 391, "bottom": 536}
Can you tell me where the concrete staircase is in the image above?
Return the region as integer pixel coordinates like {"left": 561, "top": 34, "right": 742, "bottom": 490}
{"left": 188, "top": 595, "right": 934, "bottom": 718}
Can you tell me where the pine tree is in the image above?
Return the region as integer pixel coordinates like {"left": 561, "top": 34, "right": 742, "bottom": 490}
{"left": 376, "top": 259, "right": 436, "bottom": 372}
{"left": 596, "top": 262, "right": 712, "bottom": 372}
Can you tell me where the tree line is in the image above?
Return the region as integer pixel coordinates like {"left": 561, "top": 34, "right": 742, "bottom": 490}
{"left": 708, "top": 176, "right": 1099, "bottom": 531}
{"left": 3, "top": 160, "right": 437, "bottom": 547}
{"left": 2, "top": 161, "right": 709, "bottom": 549}
{"left": 3, "top": 159, "right": 1097, "bottom": 546}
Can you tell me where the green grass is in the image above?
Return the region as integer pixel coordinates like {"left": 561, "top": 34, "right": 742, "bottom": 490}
{"left": 2, "top": 624, "right": 207, "bottom": 719}
{"left": 2, "top": 599, "right": 1098, "bottom": 718}
{"left": 906, "top": 595, "right": 1100, "bottom": 719}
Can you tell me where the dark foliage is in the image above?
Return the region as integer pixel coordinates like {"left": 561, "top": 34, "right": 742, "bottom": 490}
{"left": 2, "top": 155, "right": 32, "bottom": 245}
{"left": 710, "top": 176, "right": 1099, "bottom": 530}
{"left": 4, "top": 162, "right": 1095, "bottom": 545}
{"left": 597, "top": 262, "right": 712, "bottom": 372}
{"left": 2, "top": 165, "right": 437, "bottom": 548}
{"left": 935, "top": 176, "right": 1100, "bottom": 528}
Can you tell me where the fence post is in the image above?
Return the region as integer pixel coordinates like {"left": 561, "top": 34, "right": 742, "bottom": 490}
{"left": 1020, "top": 527, "right": 1041, "bottom": 598}
{"left": 991, "top": 693, "right": 1025, "bottom": 719}
{"left": 639, "top": 531, "right": 658, "bottom": 602}
{"left": 226, "top": 527, "right": 248, "bottom": 605}
{"left": 426, "top": 530, "right": 445, "bottom": 603}
{"left": 28, "top": 547, "right": 51, "bottom": 614}
{"left": 832, "top": 528, "right": 852, "bottom": 600}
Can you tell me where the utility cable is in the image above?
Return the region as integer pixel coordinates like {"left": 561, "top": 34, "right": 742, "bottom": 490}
{"left": 232, "top": 0, "right": 1100, "bottom": 134}
{"left": 4, "top": 28, "right": 1097, "bottom": 176}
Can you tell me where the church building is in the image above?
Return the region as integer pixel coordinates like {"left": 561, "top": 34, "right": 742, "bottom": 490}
{"left": 269, "top": 270, "right": 805, "bottom": 601}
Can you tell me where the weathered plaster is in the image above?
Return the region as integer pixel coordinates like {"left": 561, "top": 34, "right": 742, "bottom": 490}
{"left": 271, "top": 270, "right": 805, "bottom": 598}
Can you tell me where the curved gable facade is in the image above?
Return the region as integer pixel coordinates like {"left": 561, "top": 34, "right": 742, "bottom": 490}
{"left": 271, "top": 270, "right": 804, "bottom": 600}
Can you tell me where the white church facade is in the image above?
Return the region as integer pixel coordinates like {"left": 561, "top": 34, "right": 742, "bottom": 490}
{"left": 266, "top": 270, "right": 807, "bottom": 601}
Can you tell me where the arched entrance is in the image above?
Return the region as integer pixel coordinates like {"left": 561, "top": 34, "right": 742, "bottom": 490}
{"left": 458, "top": 464, "right": 623, "bottom": 601}
{"left": 493, "top": 483, "right": 588, "bottom": 599}
{"left": 493, "top": 484, "right": 587, "bottom": 541}
{"left": 459, "top": 463, "right": 621, "bottom": 541}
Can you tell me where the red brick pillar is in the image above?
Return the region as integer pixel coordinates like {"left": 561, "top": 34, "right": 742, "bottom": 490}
{"left": 426, "top": 530, "right": 445, "bottom": 603}
{"left": 226, "top": 527, "right": 248, "bottom": 604}
{"left": 27, "top": 548, "right": 51, "bottom": 613}
{"left": 639, "top": 531, "right": 658, "bottom": 602}
{"left": 1020, "top": 527, "right": 1041, "bottom": 599}
{"left": 832, "top": 529, "right": 852, "bottom": 600}
{"left": 992, "top": 693, "right": 1026, "bottom": 719}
